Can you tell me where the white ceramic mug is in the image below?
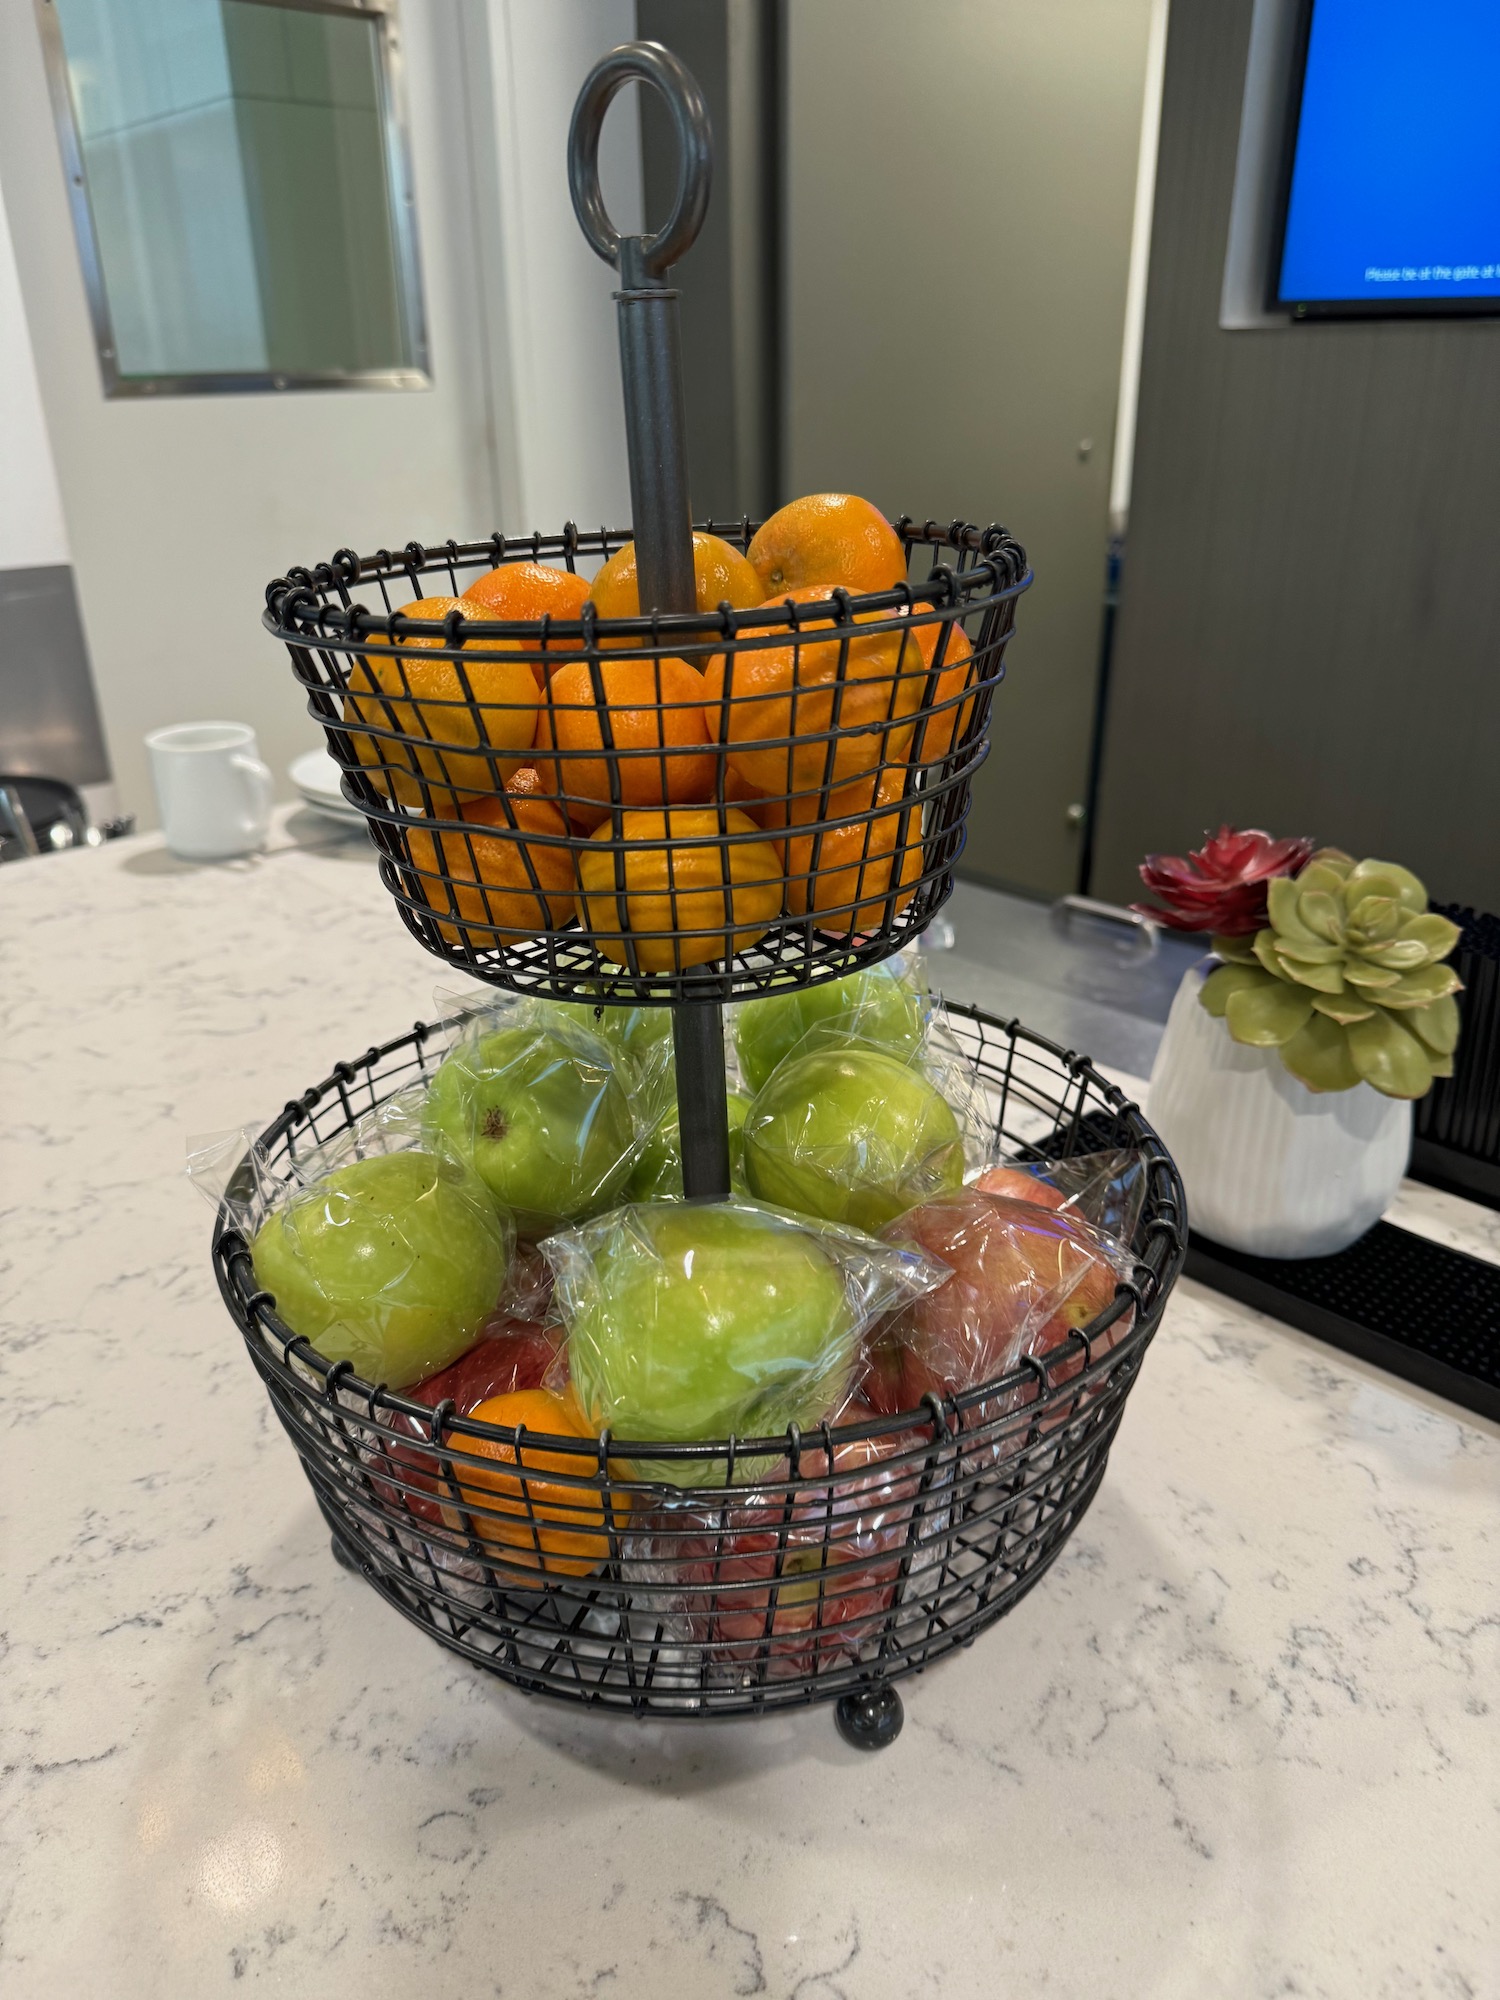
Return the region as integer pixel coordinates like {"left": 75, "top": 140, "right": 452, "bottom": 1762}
{"left": 146, "top": 722, "right": 274, "bottom": 861}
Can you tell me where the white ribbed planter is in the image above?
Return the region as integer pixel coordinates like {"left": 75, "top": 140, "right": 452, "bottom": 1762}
{"left": 1146, "top": 962, "right": 1412, "bottom": 1260}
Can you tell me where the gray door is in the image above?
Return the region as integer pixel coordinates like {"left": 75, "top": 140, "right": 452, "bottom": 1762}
{"left": 783, "top": 0, "right": 1155, "bottom": 897}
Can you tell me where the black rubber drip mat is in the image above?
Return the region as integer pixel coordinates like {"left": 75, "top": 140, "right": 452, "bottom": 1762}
{"left": 1185, "top": 1223, "right": 1500, "bottom": 1424}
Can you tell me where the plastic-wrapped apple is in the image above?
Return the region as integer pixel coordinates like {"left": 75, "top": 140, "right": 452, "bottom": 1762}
{"left": 370, "top": 1315, "right": 565, "bottom": 1524}
{"left": 627, "top": 1089, "right": 753, "bottom": 1200}
{"left": 742, "top": 1047, "right": 965, "bottom": 1233}
{"left": 976, "top": 1150, "right": 1149, "bottom": 1243}
{"left": 251, "top": 1151, "right": 511, "bottom": 1389}
{"left": 881, "top": 1189, "right": 1123, "bottom": 1407}
{"left": 973, "top": 1165, "right": 1068, "bottom": 1210}
{"left": 734, "top": 962, "right": 925, "bottom": 1093}
{"left": 552, "top": 1202, "right": 861, "bottom": 1486}
{"left": 658, "top": 1505, "right": 901, "bottom": 1677}
{"left": 781, "top": 1404, "right": 923, "bottom": 1548}
{"left": 546, "top": 997, "right": 676, "bottom": 1076}
{"left": 858, "top": 1326, "right": 911, "bottom": 1417}
{"left": 425, "top": 1019, "right": 635, "bottom": 1237}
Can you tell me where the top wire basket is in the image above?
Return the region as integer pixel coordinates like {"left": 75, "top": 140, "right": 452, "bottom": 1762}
{"left": 264, "top": 514, "right": 1029, "bottom": 1006}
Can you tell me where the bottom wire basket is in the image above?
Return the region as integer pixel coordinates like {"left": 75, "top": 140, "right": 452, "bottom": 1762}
{"left": 213, "top": 1002, "right": 1185, "bottom": 1743}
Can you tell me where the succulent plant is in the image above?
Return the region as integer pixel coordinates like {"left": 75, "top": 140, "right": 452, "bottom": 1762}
{"left": 1135, "top": 826, "right": 1316, "bottom": 937}
{"left": 1200, "top": 850, "right": 1462, "bottom": 1098}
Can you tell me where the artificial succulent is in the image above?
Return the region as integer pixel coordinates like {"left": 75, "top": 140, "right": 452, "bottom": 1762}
{"left": 1200, "top": 850, "right": 1461, "bottom": 1099}
{"left": 1134, "top": 825, "right": 1316, "bottom": 936}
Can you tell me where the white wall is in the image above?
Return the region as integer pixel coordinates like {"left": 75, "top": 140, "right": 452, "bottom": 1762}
{"left": 0, "top": 0, "right": 643, "bottom": 826}
{"left": 0, "top": 174, "right": 69, "bottom": 571}
{"left": 481, "top": 0, "right": 641, "bottom": 534}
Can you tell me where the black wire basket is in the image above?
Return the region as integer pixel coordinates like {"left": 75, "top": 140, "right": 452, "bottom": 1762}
{"left": 213, "top": 1002, "right": 1186, "bottom": 1735}
{"left": 222, "top": 43, "right": 1186, "bottom": 1747}
{"left": 264, "top": 514, "right": 1028, "bottom": 1006}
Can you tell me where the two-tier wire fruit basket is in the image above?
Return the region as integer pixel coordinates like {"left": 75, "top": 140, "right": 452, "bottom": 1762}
{"left": 216, "top": 41, "right": 1186, "bottom": 1747}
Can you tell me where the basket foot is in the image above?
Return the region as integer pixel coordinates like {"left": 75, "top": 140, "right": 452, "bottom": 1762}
{"left": 329, "top": 1532, "right": 363, "bottom": 1576}
{"left": 835, "top": 1682, "right": 903, "bottom": 1751}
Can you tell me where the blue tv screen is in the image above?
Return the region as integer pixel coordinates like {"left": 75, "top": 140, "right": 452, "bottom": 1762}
{"left": 1276, "top": 0, "right": 1500, "bottom": 314}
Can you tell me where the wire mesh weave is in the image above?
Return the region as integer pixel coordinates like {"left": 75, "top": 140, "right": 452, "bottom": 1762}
{"left": 264, "top": 517, "right": 1029, "bottom": 1004}
{"left": 213, "top": 1002, "right": 1185, "bottom": 1717}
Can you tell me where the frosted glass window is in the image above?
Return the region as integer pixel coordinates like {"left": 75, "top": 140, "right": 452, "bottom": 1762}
{"left": 44, "top": 0, "right": 427, "bottom": 392}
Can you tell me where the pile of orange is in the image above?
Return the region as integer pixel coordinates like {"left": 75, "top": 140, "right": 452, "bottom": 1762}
{"left": 344, "top": 494, "right": 978, "bottom": 968}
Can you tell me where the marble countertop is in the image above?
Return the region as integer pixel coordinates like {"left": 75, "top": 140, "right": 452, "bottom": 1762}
{"left": 2, "top": 808, "right": 1497, "bottom": 1999}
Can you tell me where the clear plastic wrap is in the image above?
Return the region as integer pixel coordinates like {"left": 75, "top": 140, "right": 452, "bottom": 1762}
{"left": 732, "top": 953, "right": 928, "bottom": 1094}
{"left": 739, "top": 1024, "right": 984, "bottom": 1234}
{"left": 626, "top": 1502, "right": 902, "bottom": 1679}
{"left": 870, "top": 1187, "right": 1134, "bottom": 1418}
{"left": 367, "top": 1314, "right": 565, "bottom": 1525}
{"left": 562, "top": 997, "right": 677, "bottom": 1078}
{"left": 193, "top": 1090, "right": 516, "bottom": 1392}
{"left": 975, "top": 1147, "right": 1148, "bottom": 1245}
{"left": 545, "top": 1197, "right": 949, "bottom": 1486}
{"left": 423, "top": 996, "right": 656, "bottom": 1238}
{"left": 627, "top": 1089, "right": 754, "bottom": 1201}
{"left": 621, "top": 1400, "right": 949, "bottom": 1679}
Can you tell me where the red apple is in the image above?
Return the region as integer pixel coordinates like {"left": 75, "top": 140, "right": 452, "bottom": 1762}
{"left": 368, "top": 1317, "right": 564, "bottom": 1524}
{"left": 668, "top": 1513, "right": 901, "bottom": 1677}
{"left": 973, "top": 1164, "right": 1069, "bottom": 1209}
{"left": 777, "top": 1404, "right": 926, "bottom": 1551}
{"left": 881, "top": 1189, "right": 1123, "bottom": 1410}
{"left": 856, "top": 1328, "right": 909, "bottom": 1416}
{"left": 1017, "top": 1289, "right": 1137, "bottom": 1439}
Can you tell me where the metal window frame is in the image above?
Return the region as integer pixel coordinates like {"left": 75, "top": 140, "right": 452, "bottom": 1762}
{"left": 36, "top": 0, "right": 431, "bottom": 397}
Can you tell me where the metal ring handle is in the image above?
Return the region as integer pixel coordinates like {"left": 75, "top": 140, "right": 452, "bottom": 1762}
{"left": 567, "top": 40, "right": 711, "bottom": 279}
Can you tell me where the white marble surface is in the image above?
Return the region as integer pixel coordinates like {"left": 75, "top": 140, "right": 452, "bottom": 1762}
{"left": 2, "top": 808, "right": 1497, "bottom": 1999}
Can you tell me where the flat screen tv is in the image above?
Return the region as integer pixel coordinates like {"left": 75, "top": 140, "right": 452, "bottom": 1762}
{"left": 1274, "top": 0, "right": 1500, "bottom": 318}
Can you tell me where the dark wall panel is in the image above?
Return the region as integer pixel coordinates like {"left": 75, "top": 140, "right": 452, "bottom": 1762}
{"left": 0, "top": 564, "right": 111, "bottom": 786}
{"left": 1092, "top": 0, "right": 1500, "bottom": 912}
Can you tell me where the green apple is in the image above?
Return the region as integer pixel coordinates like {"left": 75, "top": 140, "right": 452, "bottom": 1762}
{"left": 743, "top": 1047, "right": 965, "bottom": 1233}
{"left": 546, "top": 998, "right": 675, "bottom": 1075}
{"left": 425, "top": 1022, "right": 635, "bottom": 1237}
{"left": 560, "top": 1202, "right": 858, "bottom": 1485}
{"left": 627, "top": 1090, "right": 753, "bottom": 1201}
{"left": 251, "top": 1151, "right": 510, "bottom": 1388}
{"left": 734, "top": 963, "right": 925, "bottom": 1093}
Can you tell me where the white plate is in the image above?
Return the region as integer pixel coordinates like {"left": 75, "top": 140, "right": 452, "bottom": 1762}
{"left": 289, "top": 748, "right": 367, "bottom": 826}
{"left": 289, "top": 747, "right": 353, "bottom": 810}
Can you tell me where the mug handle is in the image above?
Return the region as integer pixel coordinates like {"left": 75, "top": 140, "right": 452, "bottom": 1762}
{"left": 231, "top": 752, "right": 275, "bottom": 836}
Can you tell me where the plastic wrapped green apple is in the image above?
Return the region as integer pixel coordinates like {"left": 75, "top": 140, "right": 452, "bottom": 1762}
{"left": 548, "top": 1199, "right": 945, "bottom": 1486}
{"left": 627, "top": 1089, "right": 753, "bottom": 1200}
{"left": 250, "top": 1151, "right": 511, "bottom": 1388}
{"left": 743, "top": 1046, "right": 966, "bottom": 1232}
{"left": 546, "top": 997, "right": 676, "bottom": 1075}
{"left": 734, "top": 960, "right": 926, "bottom": 1093}
{"left": 425, "top": 1011, "right": 637, "bottom": 1237}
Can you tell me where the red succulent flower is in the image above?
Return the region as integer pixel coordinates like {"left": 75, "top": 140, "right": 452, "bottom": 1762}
{"left": 1133, "top": 826, "right": 1315, "bottom": 937}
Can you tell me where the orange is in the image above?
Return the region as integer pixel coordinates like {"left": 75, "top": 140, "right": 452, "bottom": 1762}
{"left": 342, "top": 595, "right": 538, "bottom": 812}
{"left": 747, "top": 494, "right": 907, "bottom": 598}
{"left": 700, "top": 585, "right": 923, "bottom": 798}
{"left": 534, "top": 656, "right": 715, "bottom": 819}
{"left": 578, "top": 807, "right": 785, "bottom": 971}
{"left": 719, "top": 761, "right": 786, "bottom": 840}
{"left": 461, "top": 562, "right": 591, "bottom": 684}
{"left": 404, "top": 768, "right": 575, "bottom": 946}
{"left": 785, "top": 766, "right": 923, "bottom": 935}
{"left": 449, "top": 1388, "right": 623, "bottom": 1579}
{"left": 589, "top": 531, "right": 763, "bottom": 625}
{"left": 902, "top": 615, "right": 976, "bottom": 764}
